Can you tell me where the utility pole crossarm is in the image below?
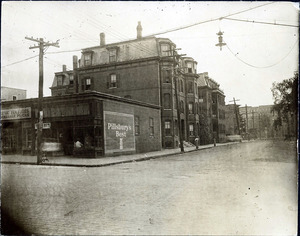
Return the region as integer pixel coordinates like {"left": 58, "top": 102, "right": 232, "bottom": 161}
{"left": 25, "top": 36, "right": 59, "bottom": 165}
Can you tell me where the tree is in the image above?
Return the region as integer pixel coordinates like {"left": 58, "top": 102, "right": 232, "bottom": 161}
{"left": 271, "top": 72, "right": 298, "bottom": 131}
{"left": 199, "top": 113, "right": 212, "bottom": 145}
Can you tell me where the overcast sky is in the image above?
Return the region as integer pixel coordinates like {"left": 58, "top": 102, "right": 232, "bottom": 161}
{"left": 1, "top": 1, "right": 299, "bottom": 107}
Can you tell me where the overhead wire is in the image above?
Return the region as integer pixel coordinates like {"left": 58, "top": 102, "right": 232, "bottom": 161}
{"left": 1, "top": 55, "right": 38, "bottom": 68}
{"left": 46, "top": 2, "right": 277, "bottom": 57}
{"left": 225, "top": 38, "right": 299, "bottom": 68}
{"left": 143, "top": 2, "right": 276, "bottom": 37}
{"left": 223, "top": 17, "right": 299, "bottom": 28}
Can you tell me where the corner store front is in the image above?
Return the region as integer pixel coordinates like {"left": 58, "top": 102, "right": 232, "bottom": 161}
{"left": 1, "top": 92, "right": 161, "bottom": 158}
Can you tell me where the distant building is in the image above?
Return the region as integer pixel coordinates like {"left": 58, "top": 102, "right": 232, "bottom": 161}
{"left": 239, "top": 105, "right": 275, "bottom": 139}
{"left": 1, "top": 86, "right": 26, "bottom": 101}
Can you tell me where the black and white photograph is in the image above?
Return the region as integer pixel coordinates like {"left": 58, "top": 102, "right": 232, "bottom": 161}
{"left": 1, "top": 1, "right": 298, "bottom": 235}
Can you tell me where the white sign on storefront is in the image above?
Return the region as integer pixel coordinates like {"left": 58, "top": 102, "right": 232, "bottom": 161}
{"left": 1, "top": 107, "right": 31, "bottom": 120}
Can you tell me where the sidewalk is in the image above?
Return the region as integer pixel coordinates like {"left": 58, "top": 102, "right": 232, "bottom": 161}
{"left": 1, "top": 142, "right": 242, "bottom": 167}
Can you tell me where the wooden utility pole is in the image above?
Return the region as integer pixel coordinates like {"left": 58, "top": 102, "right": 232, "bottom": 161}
{"left": 252, "top": 110, "right": 255, "bottom": 129}
{"left": 229, "top": 98, "right": 241, "bottom": 135}
{"left": 25, "top": 37, "right": 59, "bottom": 164}
{"left": 245, "top": 104, "right": 250, "bottom": 140}
{"left": 172, "top": 48, "right": 185, "bottom": 153}
{"left": 245, "top": 104, "right": 249, "bottom": 132}
{"left": 163, "top": 48, "right": 185, "bottom": 152}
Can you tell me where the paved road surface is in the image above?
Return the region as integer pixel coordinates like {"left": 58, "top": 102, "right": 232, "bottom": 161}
{"left": 1, "top": 140, "right": 297, "bottom": 235}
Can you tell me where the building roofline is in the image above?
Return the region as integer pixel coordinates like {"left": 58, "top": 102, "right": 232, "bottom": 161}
{"left": 1, "top": 86, "right": 27, "bottom": 91}
{"left": 77, "top": 56, "right": 161, "bottom": 71}
{"left": 2, "top": 91, "right": 161, "bottom": 110}
{"left": 82, "top": 36, "right": 157, "bottom": 51}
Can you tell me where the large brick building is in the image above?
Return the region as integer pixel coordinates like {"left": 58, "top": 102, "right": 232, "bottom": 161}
{"left": 198, "top": 72, "right": 226, "bottom": 144}
{"left": 50, "top": 22, "right": 226, "bottom": 148}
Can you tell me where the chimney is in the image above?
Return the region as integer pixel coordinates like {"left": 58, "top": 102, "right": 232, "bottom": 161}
{"left": 73, "top": 55, "right": 78, "bottom": 69}
{"left": 137, "top": 21, "right": 142, "bottom": 39}
{"left": 62, "top": 65, "right": 67, "bottom": 72}
{"left": 73, "top": 55, "right": 79, "bottom": 93}
{"left": 100, "top": 32, "right": 105, "bottom": 46}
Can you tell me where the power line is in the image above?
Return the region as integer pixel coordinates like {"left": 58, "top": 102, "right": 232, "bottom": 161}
{"left": 225, "top": 38, "right": 299, "bottom": 69}
{"left": 46, "top": 49, "right": 81, "bottom": 54}
{"left": 144, "top": 2, "right": 276, "bottom": 37}
{"left": 223, "top": 17, "right": 299, "bottom": 28}
{"left": 1, "top": 55, "right": 39, "bottom": 68}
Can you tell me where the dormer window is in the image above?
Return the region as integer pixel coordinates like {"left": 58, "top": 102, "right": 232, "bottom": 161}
{"left": 187, "top": 62, "right": 193, "bottom": 73}
{"left": 84, "top": 53, "right": 92, "bottom": 66}
{"left": 109, "top": 48, "right": 117, "bottom": 62}
{"left": 57, "top": 75, "right": 63, "bottom": 86}
{"left": 161, "top": 44, "right": 171, "bottom": 56}
{"left": 69, "top": 75, "right": 74, "bottom": 85}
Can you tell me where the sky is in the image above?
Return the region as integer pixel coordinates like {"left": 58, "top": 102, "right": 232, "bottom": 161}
{"left": 1, "top": 1, "right": 299, "bottom": 107}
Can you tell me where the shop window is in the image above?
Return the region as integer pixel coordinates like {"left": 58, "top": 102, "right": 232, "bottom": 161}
{"left": 164, "top": 93, "right": 171, "bottom": 109}
{"left": 188, "top": 102, "right": 193, "bottom": 114}
{"left": 84, "top": 53, "right": 92, "bottom": 66}
{"left": 24, "top": 129, "right": 32, "bottom": 148}
{"left": 189, "top": 124, "right": 194, "bottom": 136}
{"left": 74, "top": 127, "right": 94, "bottom": 148}
{"left": 135, "top": 116, "right": 140, "bottom": 135}
{"left": 109, "top": 48, "right": 117, "bottom": 62}
{"left": 2, "top": 128, "right": 16, "bottom": 150}
{"left": 161, "top": 44, "right": 171, "bottom": 56}
{"left": 165, "top": 120, "right": 171, "bottom": 136}
{"left": 149, "top": 117, "right": 154, "bottom": 136}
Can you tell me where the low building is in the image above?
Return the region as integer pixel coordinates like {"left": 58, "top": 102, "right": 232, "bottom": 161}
{"left": 1, "top": 86, "right": 26, "bottom": 101}
{"left": 1, "top": 91, "right": 161, "bottom": 157}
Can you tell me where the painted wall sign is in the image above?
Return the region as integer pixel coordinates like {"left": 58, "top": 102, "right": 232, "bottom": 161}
{"left": 1, "top": 107, "right": 31, "bottom": 120}
{"left": 104, "top": 111, "right": 135, "bottom": 154}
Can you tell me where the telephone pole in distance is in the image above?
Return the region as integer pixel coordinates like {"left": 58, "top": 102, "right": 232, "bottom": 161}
{"left": 25, "top": 37, "right": 59, "bottom": 164}
{"left": 229, "top": 97, "right": 241, "bottom": 135}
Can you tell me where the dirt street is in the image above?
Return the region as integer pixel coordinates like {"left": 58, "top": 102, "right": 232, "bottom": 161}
{"left": 1, "top": 140, "right": 297, "bottom": 235}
